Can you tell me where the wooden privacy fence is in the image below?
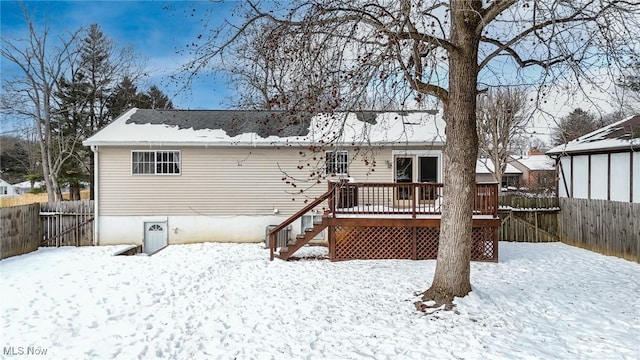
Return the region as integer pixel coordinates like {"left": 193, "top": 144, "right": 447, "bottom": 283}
{"left": 40, "top": 200, "right": 94, "bottom": 247}
{"left": 559, "top": 198, "right": 639, "bottom": 262}
{"left": 0, "top": 200, "right": 94, "bottom": 260}
{"left": 499, "top": 210, "right": 559, "bottom": 242}
{"left": 499, "top": 196, "right": 559, "bottom": 209}
{"left": 498, "top": 196, "right": 559, "bottom": 242}
{"left": 0, "top": 203, "right": 42, "bottom": 260}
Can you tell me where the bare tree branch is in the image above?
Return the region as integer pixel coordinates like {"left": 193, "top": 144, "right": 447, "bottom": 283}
{"left": 1, "top": 7, "right": 80, "bottom": 201}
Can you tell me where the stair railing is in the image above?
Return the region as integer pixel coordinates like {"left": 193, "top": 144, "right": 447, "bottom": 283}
{"left": 268, "top": 185, "right": 336, "bottom": 260}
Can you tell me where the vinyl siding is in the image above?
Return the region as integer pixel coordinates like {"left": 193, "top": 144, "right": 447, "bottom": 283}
{"left": 97, "top": 146, "right": 431, "bottom": 216}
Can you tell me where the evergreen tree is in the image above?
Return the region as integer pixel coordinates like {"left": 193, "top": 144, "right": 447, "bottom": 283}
{"left": 78, "top": 24, "right": 119, "bottom": 133}
{"left": 146, "top": 85, "right": 174, "bottom": 110}
{"left": 107, "top": 76, "right": 143, "bottom": 116}
{"left": 108, "top": 78, "right": 174, "bottom": 115}
{"left": 56, "top": 73, "right": 92, "bottom": 199}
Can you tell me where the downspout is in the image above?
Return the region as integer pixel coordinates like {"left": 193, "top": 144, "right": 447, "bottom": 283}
{"left": 91, "top": 146, "right": 99, "bottom": 246}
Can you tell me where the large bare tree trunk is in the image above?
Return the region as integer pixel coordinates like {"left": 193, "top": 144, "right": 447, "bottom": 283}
{"left": 419, "top": 1, "right": 480, "bottom": 308}
{"left": 180, "top": 0, "right": 638, "bottom": 312}
{"left": 37, "top": 131, "right": 56, "bottom": 202}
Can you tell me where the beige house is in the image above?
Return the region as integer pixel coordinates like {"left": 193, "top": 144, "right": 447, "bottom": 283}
{"left": 83, "top": 109, "right": 448, "bottom": 252}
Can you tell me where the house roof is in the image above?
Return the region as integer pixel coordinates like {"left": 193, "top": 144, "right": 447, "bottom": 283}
{"left": 511, "top": 155, "right": 555, "bottom": 171}
{"left": 547, "top": 114, "right": 640, "bottom": 155}
{"left": 83, "top": 108, "right": 446, "bottom": 147}
{"left": 476, "top": 159, "right": 522, "bottom": 174}
{"left": 13, "top": 180, "right": 44, "bottom": 189}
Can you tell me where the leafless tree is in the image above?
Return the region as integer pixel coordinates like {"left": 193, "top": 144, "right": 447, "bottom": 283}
{"left": 1, "top": 8, "right": 81, "bottom": 202}
{"left": 73, "top": 24, "right": 146, "bottom": 200}
{"left": 187, "top": 0, "right": 640, "bottom": 309}
{"left": 614, "top": 61, "right": 640, "bottom": 114}
{"left": 476, "top": 87, "right": 530, "bottom": 187}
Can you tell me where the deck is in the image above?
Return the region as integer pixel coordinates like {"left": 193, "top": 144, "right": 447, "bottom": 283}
{"left": 269, "top": 182, "right": 500, "bottom": 262}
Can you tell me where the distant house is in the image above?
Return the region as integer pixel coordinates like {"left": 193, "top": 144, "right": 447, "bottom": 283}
{"left": 0, "top": 179, "right": 17, "bottom": 197}
{"left": 12, "top": 180, "right": 45, "bottom": 194}
{"left": 83, "top": 108, "right": 454, "bottom": 249}
{"left": 546, "top": 114, "right": 640, "bottom": 203}
{"left": 475, "top": 158, "right": 523, "bottom": 190}
{"left": 509, "top": 149, "right": 556, "bottom": 193}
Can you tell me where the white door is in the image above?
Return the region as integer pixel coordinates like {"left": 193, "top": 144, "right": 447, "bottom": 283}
{"left": 144, "top": 222, "right": 167, "bottom": 254}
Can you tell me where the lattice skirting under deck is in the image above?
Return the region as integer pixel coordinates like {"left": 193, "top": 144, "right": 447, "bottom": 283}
{"left": 332, "top": 225, "right": 498, "bottom": 262}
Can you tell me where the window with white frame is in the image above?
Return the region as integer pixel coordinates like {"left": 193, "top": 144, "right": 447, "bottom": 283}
{"left": 132, "top": 151, "right": 181, "bottom": 175}
{"left": 0, "top": 186, "right": 7, "bottom": 195}
{"left": 325, "top": 150, "right": 348, "bottom": 175}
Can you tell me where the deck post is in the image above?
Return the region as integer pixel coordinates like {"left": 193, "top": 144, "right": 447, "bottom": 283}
{"left": 328, "top": 224, "right": 335, "bottom": 261}
{"left": 269, "top": 233, "right": 274, "bottom": 261}
{"left": 493, "top": 183, "right": 499, "bottom": 217}
{"left": 412, "top": 184, "right": 417, "bottom": 219}
{"left": 328, "top": 181, "right": 336, "bottom": 215}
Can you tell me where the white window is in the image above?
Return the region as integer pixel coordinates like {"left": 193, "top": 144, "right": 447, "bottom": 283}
{"left": 326, "top": 151, "right": 348, "bottom": 175}
{"left": 132, "top": 151, "right": 181, "bottom": 175}
{"left": 0, "top": 186, "right": 6, "bottom": 195}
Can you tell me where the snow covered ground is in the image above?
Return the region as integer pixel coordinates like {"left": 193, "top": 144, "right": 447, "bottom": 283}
{"left": 1, "top": 242, "right": 638, "bottom": 360}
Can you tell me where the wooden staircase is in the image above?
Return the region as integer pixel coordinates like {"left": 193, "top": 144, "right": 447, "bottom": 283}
{"left": 268, "top": 187, "right": 335, "bottom": 261}
{"left": 277, "top": 216, "right": 329, "bottom": 260}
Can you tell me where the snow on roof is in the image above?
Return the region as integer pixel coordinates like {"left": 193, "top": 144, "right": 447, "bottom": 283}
{"left": 547, "top": 114, "right": 640, "bottom": 155}
{"left": 476, "top": 159, "right": 522, "bottom": 174}
{"left": 83, "top": 108, "right": 446, "bottom": 147}
{"left": 13, "top": 180, "right": 45, "bottom": 189}
{"left": 512, "top": 155, "right": 555, "bottom": 171}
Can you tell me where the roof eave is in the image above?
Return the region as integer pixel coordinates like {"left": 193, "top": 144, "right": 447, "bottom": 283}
{"left": 83, "top": 140, "right": 446, "bottom": 147}
{"left": 547, "top": 143, "right": 640, "bottom": 156}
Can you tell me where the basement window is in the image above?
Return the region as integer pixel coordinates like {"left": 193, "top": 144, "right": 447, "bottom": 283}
{"left": 132, "top": 151, "right": 181, "bottom": 175}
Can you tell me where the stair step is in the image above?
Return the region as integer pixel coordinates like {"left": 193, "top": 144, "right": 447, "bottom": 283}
{"left": 277, "top": 216, "right": 329, "bottom": 261}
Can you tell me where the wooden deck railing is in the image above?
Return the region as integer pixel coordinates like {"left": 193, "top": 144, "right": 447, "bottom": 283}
{"left": 328, "top": 182, "right": 498, "bottom": 218}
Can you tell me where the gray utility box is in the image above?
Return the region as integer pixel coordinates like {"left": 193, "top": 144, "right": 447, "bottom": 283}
{"left": 265, "top": 225, "right": 291, "bottom": 248}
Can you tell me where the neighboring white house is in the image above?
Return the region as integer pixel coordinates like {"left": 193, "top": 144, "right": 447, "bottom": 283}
{"left": 83, "top": 109, "right": 448, "bottom": 250}
{"left": 546, "top": 114, "right": 640, "bottom": 203}
{"left": 0, "top": 179, "right": 17, "bottom": 196}
{"left": 12, "top": 180, "right": 45, "bottom": 194}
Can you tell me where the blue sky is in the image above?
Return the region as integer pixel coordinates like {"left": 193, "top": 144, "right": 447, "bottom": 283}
{"left": 1, "top": 0, "right": 236, "bottom": 110}
{"left": 1, "top": 1, "right": 628, "bottom": 143}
